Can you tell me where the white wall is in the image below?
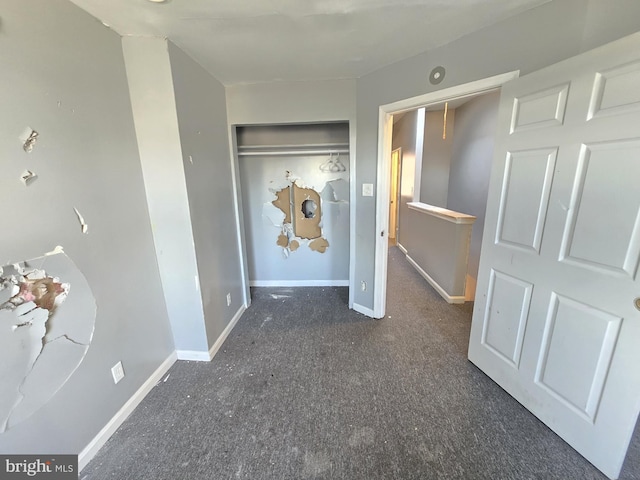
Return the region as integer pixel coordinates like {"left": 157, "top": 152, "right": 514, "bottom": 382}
{"left": 167, "top": 42, "right": 246, "bottom": 347}
{"left": 0, "top": 0, "right": 174, "bottom": 455}
{"left": 354, "top": 0, "right": 640, "bottom": 311}
{"left": 447, "top": 91, "right": 501, "bottom": 287}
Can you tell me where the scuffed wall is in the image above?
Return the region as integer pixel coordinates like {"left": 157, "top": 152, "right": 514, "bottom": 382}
{"left": 0, "top": 0, "right": 174, "bottom": 456}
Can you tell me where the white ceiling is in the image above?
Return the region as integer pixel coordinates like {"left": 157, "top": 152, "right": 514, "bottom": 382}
{"left": 70, "top": 0, "right": 551, "bottom": 85}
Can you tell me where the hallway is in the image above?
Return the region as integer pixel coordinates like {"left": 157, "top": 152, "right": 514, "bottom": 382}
{"left": 82, "top": 248, "right": 637, "bottom": 479}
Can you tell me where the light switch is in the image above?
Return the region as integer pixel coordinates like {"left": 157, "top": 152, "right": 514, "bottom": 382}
{"left": 362, "top": 183, "right": 374, "bottom": 197}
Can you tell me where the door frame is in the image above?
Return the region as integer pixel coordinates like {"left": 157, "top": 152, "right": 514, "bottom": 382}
{"left": 372, "top": 71, "right": 520, "bottom": 318}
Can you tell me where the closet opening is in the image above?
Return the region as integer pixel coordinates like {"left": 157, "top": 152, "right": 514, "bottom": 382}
{"left": 234, "top": 122, "right": 351, "bottom": 296}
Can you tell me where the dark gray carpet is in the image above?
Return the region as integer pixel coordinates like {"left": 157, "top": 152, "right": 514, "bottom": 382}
{"left": 82, "top": 247, "right": 639, "bottom": 480}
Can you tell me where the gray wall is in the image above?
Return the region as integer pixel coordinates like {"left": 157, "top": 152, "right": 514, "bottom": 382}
{"left": 391, "top": 110, "right": 419, "bottom": 247}
{"left": 168, "top": 42, "right": 245, "bottom": 346}
{"left": 420, "top": 109, "right": 455, "bottom": 206}
{"left": 447, "top": 92, "right": 501, "bottom": 285}
{"left": 354, "top": 0, "right": 640, "bottom": 310}
{"left": 122, "top": 37, "right": 208, "bottom": 353}
{"left": 0, "top": 0, "right": 174, "bottom": 454}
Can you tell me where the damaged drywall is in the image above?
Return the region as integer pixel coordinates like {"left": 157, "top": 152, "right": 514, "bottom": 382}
{"left": 19, "top": 128, "right": 39, "bottom": 153}
{"left": 0, "top": 249, "right": 96, "bottom": 432}
{"left": 268, "top": 172, "right": 332, "bottom": 256}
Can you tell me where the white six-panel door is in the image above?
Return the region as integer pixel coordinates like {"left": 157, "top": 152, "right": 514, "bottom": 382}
{"left": 468, "top": 32, "right": 640, "bottom": 479}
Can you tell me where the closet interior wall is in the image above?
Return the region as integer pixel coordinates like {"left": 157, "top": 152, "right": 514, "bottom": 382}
{"left": 237, "top": 122, "right": 350, "bottom": 286}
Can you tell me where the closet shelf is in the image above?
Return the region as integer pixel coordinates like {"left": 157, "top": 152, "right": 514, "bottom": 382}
{"left": 238, "top": 143, "right": 349, "bottom": 157}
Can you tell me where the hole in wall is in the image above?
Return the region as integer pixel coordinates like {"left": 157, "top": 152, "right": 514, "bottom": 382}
{"left": 301, "top": 199, "right": 317, "bottom": 219}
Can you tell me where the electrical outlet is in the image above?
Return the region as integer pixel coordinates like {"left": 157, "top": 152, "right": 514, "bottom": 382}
{"left": 111, "top": 361, "right": 125, "bottom": 384}
{"left": 361, "top": 281, "right": 367, "bottom": 292}
{"left": 226, "top": 293, "right": 232, "bottom": 306}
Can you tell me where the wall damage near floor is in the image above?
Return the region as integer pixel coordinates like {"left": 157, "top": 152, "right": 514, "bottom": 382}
{"left": 0, "top": 248, "right": 96, "bottom": 432}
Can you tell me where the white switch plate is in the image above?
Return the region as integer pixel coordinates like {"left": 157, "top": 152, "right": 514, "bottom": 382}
{"left": 362, "top": 183, "right": 374, "bottom": 196}
{"left": 111, "top": 361, "right": 125, "bottom": 384}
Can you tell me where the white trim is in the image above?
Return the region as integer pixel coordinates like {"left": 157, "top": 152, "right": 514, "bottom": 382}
{"left": 250, "top": 280, "right": 349, "bottom": 287}
{"left": 373, "top": 71, "right": 520, "bottom": 318}
{"left": 407, "top": 202, "right": 476, "bottom": 225}
{"left": 176, "top": 349, "right": 211, "bottom": 361}
{"left": 353, "top": 302, "right": 377, "bottom": 318}
{"left": 372, "top": 111, "right": 393, "bottom": 318}
{"left": 78, "top": 351, "right": 178, "bottom": 472}
{"left": 348, "top": 117, "right": 357, "bottom": 309}
{"left": 177, "top": 304, "right": 247, "bottom": 361}
{"left": 207, "top": 304, "right": 246, "bottom": 359}
{"left": 406, "top": 255, "right": 466, "bottom": 304}
{"left": 228, "top": 125, "right": 251, "bottom": 308}
{"left": 397, "top": 243, "right": 408, "bottom": 255}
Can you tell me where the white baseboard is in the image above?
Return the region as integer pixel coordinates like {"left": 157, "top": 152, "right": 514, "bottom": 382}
{"left": 177, "top": 304, "right": 247, "bottom": 362}
{"left": 405, "top": 255, "right": 465, "bottom": 304}
{"left": 78, "top": 351, "right": 177, "bottom": 472}
{"left": 176, "top": 350, "right": 211, "bottom": 361}
{"left": 397, "top": 243, "right": 407, "bottom": 255}
{"left": 207, "top": 304, "right": 246, "bottom": 360}
{"left": 250, "top": 280, "right": 349, "bottom": 287}
{"left": 352, "top": 302, "right": 376, "bottom": 318}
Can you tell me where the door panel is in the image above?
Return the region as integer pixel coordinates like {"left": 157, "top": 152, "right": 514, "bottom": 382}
{"left": 469, "top": 32, "right": 640, "bottom": 479}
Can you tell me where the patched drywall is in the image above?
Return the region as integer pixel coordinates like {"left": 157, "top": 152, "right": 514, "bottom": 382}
{"left": 0, "top": 250, "right": 96, "bottom": 432}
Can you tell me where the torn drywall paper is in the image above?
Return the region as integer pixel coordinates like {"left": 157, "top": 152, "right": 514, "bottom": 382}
{"left": 263, "top": 203, "right": 286, "bottom": 228}
{"left": 73, "top": 207, "right": 89, "bottom": 234}
{"left": 293, "top": 185, "right": 322, "bottom": 240}
{"left": 20, "top": 128, "right": 39, "bottom": 153}
{"left": 20, "top": 170, "right": 37, "bottom": 186}
{"left": 271, "top": 187, "right": 291, "bottom": 224}
{"left": 0, "top": 251, "right": 96, "bottom": 433}
{"left": 309, "top": 238, "right": 330, "bottom": 253}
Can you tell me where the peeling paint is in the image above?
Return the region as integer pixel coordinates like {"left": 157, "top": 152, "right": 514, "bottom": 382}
{"left": 0, "top": 251, "right": 96, "bottom": 432}
{"left": 73, "top": 207, "right": 89, "bottom": 234}
{"left": 20, "top": 128, "right": 39, "bottom": 153}
{"left": 20, "top": 170, "right": 37, "bottom": 186}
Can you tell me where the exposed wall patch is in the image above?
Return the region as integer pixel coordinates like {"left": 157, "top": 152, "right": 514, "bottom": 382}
{"left": 0, "top": 250, "right": 96, "bottom": 432}
{"left": 309, "top": 238, "right": 330, "bottom": 253}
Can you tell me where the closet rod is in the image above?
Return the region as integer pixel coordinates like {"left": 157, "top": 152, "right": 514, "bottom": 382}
{"left": 238, "top": 149, "right": 350, "bottom": 157}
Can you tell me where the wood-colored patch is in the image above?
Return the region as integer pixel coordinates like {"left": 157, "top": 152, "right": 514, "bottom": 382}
{"left": 272, "top": 187, "right": 291, "bottom": 224}
{"left": 309, "top": 237, "right": 329, "bottom": 253}
{"left": 276, "top": 234, "right": 289, "bottom": 248}
{"left": 289, "top": 239, "right": 300, "bottom": 251}
{"left": 293, "top": 184, "right": 322, "bottom": 239}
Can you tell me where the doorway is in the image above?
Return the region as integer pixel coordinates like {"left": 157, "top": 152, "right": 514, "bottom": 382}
{"left": 373, "top": 71, "right": 520, "bottom": 318}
